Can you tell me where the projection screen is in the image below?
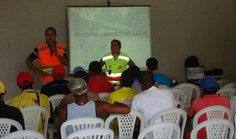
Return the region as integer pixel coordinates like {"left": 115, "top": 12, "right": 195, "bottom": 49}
{"left": 67, "top": 6, "right": 151, "bottom": 73}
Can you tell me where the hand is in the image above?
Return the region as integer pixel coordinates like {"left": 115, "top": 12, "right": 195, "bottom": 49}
{"left": 36, "top": 70, "right": 50, "bottom": 78}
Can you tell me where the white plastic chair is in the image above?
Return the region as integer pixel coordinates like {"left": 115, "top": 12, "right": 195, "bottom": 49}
{"left": 2, "top": 130, "right": 45, "bottom": 139}
{"left": 138, "top": 122, "right": 180, "bottom": 139}
{"left": 49, "top": 94, "right": 65, "bottom": 111}
{"left": 230, "top": 96, "right": 236, "bottom": 120}
{"left": 60, "top": 117, "right": 105, "bottom": 139}
{"left": 20, "top": 105, "right": 49, "bottom": 138}
{"left": 216, "top": 88, "right": 236, "bottom": 100}
{"left": 149, "top": 108, "right": 187, "bottom": 139}
{"left": 191, "top": 119, "right": 234, "bottom": 139}
{"left": 48, "top": 94, "right": 65, "bottom": 139}
{"left": 193, "top": 105, "right": 231, "bottom": 128}
{"left": 170, "top": 88, "right": 184, "bottom": 108}
{"left": 217, "top": 79, "right": 231, "bottom": 89}
{"left": 174, "top": 83, "right": 201, "bottom": 111}
{"left": 98, "top": 92, "right": 110, "bottom": 101}
{"left": 105, "top": 110, "right": 144, "bottom": 139}
{"left": 0, "top": 118, "right": 23, "bottom": 138}
{"left": 222, "top": 82, "right": 236, "bottom": 89}
{"left": 67, "top": 128, "right": 114, "bottom": 139}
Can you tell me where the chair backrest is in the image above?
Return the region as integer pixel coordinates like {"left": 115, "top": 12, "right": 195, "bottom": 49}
{"left": 170, "top": 88, "right": 185, "bottom": 108}
{"left": 138, "top": 122, "right": 180, "bottom": 139}
{"left": 216, "top": 88, "right": 236, "bottom": 100}
{"left": 60, "top": 117, "right": 105, "bottom": 139}
{"left": 222, "top": 82, "right": 236, "bottom": 89}
{"left": 149, "top": 108, "right": 186, "bottom": 139}
{"left": 230, "top": 96, "right": 236, "bottom": 119}
{"left": 49, "top": 94, "right": 65, "bottom": 111}
{"left": 67, "top": 128, "right": 114, "bottom": 139}
{"left": 0, "top": 118, "right": 23, "bottom": 138}
{"left": 193, "top": 105, "right": 231, "bottom": 128}
{"left": 2, "top": 130, "right": 45, "bottom": 139}
{"left": 98, "top": 92, "right": 110, "bottom": 101}
{"left": 20, "top": 105, "right": 49, "bottom": 138}
{"left": 105, "top": 110, "right": 144, "bottom": 139}
{"left": 191, "top": 119, "right": 234, "bottom": 139}
{"left": 217, "top": 79, "right": 231, "bottom": 89}
{"left": 174, "top": 83, "right": 201, "bottom": 111}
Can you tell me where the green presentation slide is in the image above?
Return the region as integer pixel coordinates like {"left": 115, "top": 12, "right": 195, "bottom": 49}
{"left": 68, "top": 6, "right": 151, "bottom": 73}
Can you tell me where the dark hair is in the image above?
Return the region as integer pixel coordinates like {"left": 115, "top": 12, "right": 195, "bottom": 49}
{"left": 111, "top": 39, "right": 121, "bottom": 48}
{"left": 120, "top": 70, "right": 134, "bottom": 87}
{"left": 127, "top": 66, "right": 140, "bottom": 79}
{"left": 89, "top": 61, "right": 102, "bottom": 74}
{"left": 138, "top": 71, "right": 155, "bottom": 88}
{"left": 74, "top": 71, "right": 89, "bottom": 83}
{"left": 45, "top": 27, "right": 56, "bottom": 34}
{"left": 19, "top": 83, "right": 33, "bottom": 91}
{"left": 146, "top": 57, "right": 158, "bottom": 71}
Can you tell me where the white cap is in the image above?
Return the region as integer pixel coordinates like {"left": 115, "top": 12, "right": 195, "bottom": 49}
{"left": 68, "top": 78, "right": 87, "bottom": 95}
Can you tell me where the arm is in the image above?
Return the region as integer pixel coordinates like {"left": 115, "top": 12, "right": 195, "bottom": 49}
{"left": 55, "top": 54, "right": 68, "bottom": 66}
{"left": 99, "top": 59, "right": 105, "bottom": 67}
{"left": 55, "top": 105, "right": 67, "bottom": 132}
{"left": 25, "top": 58, "right": 49, "bottom": 78}
{"left": 95, "top": 101, "right": 130, "bottom": 118}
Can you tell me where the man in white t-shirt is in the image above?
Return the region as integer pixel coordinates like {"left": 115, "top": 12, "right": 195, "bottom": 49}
{"left": 131, "top": 71, "right": 174, "bottom": 128}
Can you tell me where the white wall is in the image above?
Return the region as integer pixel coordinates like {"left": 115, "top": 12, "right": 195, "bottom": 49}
{"left": 0, "top": 0, "right": 236, "bottom": 99}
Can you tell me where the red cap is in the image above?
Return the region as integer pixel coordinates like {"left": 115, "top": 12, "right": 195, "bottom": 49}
{"left": 52, "top": 65, "right": 66, "bottom": 78}
{"left": 17, "top": 71, "right": 34, "bottom": 87}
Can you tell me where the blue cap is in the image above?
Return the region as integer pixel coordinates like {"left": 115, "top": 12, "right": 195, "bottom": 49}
{"left": 73, "top": 66, "right": 85, "bottom": 74}
{"left": 200, "top": 76, "right": 218, "bottom": 92}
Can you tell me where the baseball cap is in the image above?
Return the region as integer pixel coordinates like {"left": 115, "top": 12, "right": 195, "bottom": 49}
{"left": 0, "top": 81, "right": 5, "bottom": 94}
{"left": 17, "top": 71, "right": 34, "bottom": 87}
{"left": 68, "top": 78, "right": 87, "bottom": 95}
{"left": 73, "top": 66, "right": 85, "bottom": 74}
{"left": 52, "top": 65, "right": 66, "bottom": 78}
{"left": 200, "top": 76, "right": 218, "bottom": 92}
{"left": 74, "top": 71, "right": 89, "bottom": 82}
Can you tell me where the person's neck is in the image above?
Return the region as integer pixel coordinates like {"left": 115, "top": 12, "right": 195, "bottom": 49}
{"left": 112, "top": 52, "right": 120, "bottom": 55}
{"left": 75, "top": 95, "right": 89, "bottom": 105}
{"left": 151, "top": 69, "right": 159, "bottom": 73}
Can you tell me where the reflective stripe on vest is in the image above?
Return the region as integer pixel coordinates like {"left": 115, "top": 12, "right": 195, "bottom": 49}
{"left": 105, "top": 72, "right": 122, "bottom": 77}
{"left": 37, "top": 42, "right": 66, "bottom": 82}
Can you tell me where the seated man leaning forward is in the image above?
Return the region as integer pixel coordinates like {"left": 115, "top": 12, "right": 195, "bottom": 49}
{"left": 187, "top": 76, "right": 230, "bottom": 139}
{"left": 57, "top": 78, "right": 130, "bottom": 135}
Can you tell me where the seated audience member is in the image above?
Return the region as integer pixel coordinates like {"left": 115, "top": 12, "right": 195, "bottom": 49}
{"left": 73, "top": 66, "right": 85, "bottom": 75}
{"left": 187, "top": 76, "right": 230, "bottom": 139}
{"left": 58, "top": 67, "right": 100, "bottom": 108}
{"left": 146, "top": 57, "right": 171, "bottom": 87}
{"left": 88, "top": 61, "right": 115, "bottom": 94}
{"left": 41, "top": 65, "right": 70, "bottom": 97}
{"left": 131, "top": 71, "right": 174, "bottom": 128}
{"left": 127, "top": 66, "right": 142, "bottom": 92}
{"left": 57, "top": 78, "right": 130, "bottom": 135}
{"left": 108, "top": 70, "right": 138, "bottom": 105}
{"left": 9, "top": 71, "right": 50, "bottom": 133}
{"left": 0, "top": 80, "right": 25, "bottom": 130}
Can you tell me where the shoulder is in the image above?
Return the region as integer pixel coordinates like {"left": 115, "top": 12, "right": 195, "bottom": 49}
{"left": 39, "top": 94, "right": 50, "bottom": 100}
{"left": 37, "top": 42, "right": 48, "bottom": 48}
{"left": 103, "top": 52, "right": 112, "bottom": 56}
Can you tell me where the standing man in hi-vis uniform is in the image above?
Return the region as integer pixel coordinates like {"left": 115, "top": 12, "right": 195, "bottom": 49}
{"left": 25, "top": 27, "right": 68, "bottom": 84}
{"left": 100, "top": 39, "right": 135, "bottom": 85}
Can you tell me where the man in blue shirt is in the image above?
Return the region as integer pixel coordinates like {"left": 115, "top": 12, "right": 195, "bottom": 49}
{"left": 146, "top": 57, "right": 171, "bottom": 87}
